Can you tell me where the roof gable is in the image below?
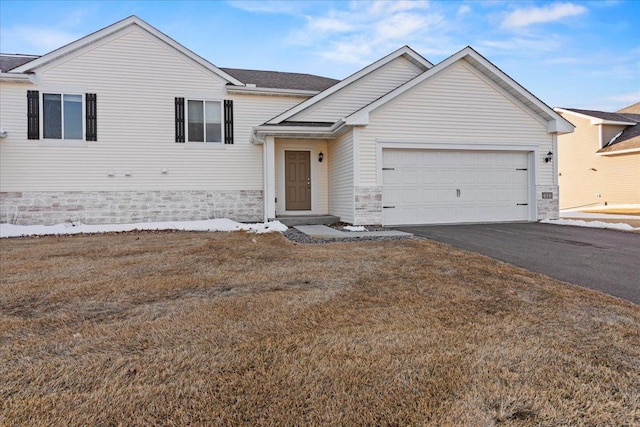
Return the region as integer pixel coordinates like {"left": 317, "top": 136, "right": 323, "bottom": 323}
{"left": 345, "top": 46, "right": 574, "bottom": 135}
{"left": 10, "top": 16, "right": 243, "bottom": 85}
{"left": 266, "top": 46, "right": 432, "bottom": 124}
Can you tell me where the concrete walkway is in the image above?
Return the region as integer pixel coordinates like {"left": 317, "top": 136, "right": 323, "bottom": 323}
{"left": 294, "top": 225, "right": 412, "bottom": 239}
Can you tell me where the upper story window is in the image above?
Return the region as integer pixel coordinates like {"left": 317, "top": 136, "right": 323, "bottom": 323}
{"left": 187, "top": 100, "right": 222, "bottom": 143}
{"left": 43, "top": 93, "right": 83, "bottom": 139}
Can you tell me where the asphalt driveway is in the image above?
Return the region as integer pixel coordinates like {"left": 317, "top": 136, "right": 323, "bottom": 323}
{"left": 395, "top": 223, "right": 640, "bottom": 305}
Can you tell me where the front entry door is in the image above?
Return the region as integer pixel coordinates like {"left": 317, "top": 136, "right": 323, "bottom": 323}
{"left": 285, "top": 150, "right": 311, "bottom": 211}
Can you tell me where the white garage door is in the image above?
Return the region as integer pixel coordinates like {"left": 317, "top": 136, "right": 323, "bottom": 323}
{"left": 382, "top": 149, "right": 531, "bottom": 225}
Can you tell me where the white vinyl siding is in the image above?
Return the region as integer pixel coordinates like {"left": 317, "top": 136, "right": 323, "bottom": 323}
{"left": 358, "top": 60, "right": 551, "bottom": 187}
{"left": 0, "top": 29, "right": 306, "bottom": 192}
{"left": 289, "top": 57, "right": 421, "bottom": 123}
{"left": 328, "top": 130, "right": 354, "bottom": 223}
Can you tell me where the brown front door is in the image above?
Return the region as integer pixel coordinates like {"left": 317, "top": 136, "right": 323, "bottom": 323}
{"left": 285, "top": 150, "right": 311, "bottom": 211}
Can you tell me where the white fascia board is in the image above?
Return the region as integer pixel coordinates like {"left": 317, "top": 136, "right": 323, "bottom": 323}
{"left": 597, "top": 147, "right": 640, "bottom": 156}
{"left": 226, "top": 86, "right": 318, "bottom": 97}
{"left": 252, "top": 121, "right": 346, "bottom": 142}
{"left": 11, "top": 16, "right": 243, "bottom": 86}
{"left": 0, "top": 72, "right": 35, "bottom": 83}
{"left": 266, "top": 46, "right": 433, "bottom": 125}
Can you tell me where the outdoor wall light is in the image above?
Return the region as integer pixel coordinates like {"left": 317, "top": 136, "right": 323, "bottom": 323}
{"left": 544, "top": 151, "right": 553, "bottom": 163}
{"left": 318, "top": 152, "right": 324, "bottom": 162}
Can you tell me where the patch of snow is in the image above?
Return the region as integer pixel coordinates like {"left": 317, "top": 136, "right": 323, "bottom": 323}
{"left": 541, "top": 219, "right": 638, "bottom": 232}
{"left": 343, "top": 225, "right": 367, "bottom": 232}
{"left": 0, "top": 219, "right": 288, "bottom": 238}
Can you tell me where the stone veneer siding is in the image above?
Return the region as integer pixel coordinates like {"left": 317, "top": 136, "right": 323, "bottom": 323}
{"left": 535, "top": 185, "right": 560, "bottom": 220}
{"left": 354, "top": 186, "right": 383, "bottom": 225}
{"left": 0, "top": 190, "right": 263, "bottom": 225}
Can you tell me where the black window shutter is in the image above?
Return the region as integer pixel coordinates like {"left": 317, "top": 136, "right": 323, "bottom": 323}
{"left": 27, "top": 90, "right": 39, "bottom": 140}
{"left": 85, "top": 93, "right": 97, "bottom": 141}
{"left": 175, "top": 97, "right": 185, "bottom": 143}
{"left": 224, "top": 99, "right": 234, "bottom": 144}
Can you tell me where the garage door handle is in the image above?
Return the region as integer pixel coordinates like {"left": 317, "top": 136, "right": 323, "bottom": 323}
{"left": 383, "top": 206, "right": 395, "bottom": 209}
{"left": 382, "top": 168, "right": 395, "bottom": 171}
{"left": 517, "top": 203, "right": 528, "bottom": 206}
{"left": 456, "top": 189, "right": 461, "bottom": 197}
{"left": 516, "top": 168, "right": 528, "bottom": 171}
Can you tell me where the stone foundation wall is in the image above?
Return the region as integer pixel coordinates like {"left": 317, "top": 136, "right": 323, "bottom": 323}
{"left": 0, "top": 190, "right": 263, "bottom": 225}
{"left": 354, "top": 186, "right": 382, "bottom": 225}
{"left": 536, "top": 185, "right": 559, "bottom": 220}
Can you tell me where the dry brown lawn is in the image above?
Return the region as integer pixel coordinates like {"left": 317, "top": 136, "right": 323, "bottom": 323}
{"left": 1, "top": 231, "right": 639, "bottom": 426}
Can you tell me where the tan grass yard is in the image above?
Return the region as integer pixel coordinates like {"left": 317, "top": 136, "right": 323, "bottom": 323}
{"left": 1, "top": 231, "right": 639, "bottom": 426}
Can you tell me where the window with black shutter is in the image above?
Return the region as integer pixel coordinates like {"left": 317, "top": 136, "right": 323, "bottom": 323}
{"left": 27, "top": 90, "right": 39, "bottom": 140}
{"left": 175, "top": 97, "right": 185, "bottom": 142}
{"left": 85, "top": 93, "right": 97, "bottom": 141}
{"left": 224, "top": 99, "right": 234, "bottom": 144}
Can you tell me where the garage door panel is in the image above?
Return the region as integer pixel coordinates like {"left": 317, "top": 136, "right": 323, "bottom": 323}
{"left": 383, "top": 149, "right": 531, "bottom": 225}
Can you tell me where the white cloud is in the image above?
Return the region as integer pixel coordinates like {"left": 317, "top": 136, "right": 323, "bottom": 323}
{"left": 307, "top": 16, "right": 353, "bottom": 33}
{"left": 374, "top": 13, "right": 432, "bottom": 41}
{"left": 0, "top": 26, "right": 80, "bottom": 53}
{"left": 227, "top": 0, "right": 307, "bottom": 15}
{"left": 502, "top": 2, "right": 587, "bottom": 29}
{"left": 458, "top": 5, "right": 471, "bottom": 15}
{"left": 369, "top": 0, "right": 430, "bottom": 15}
{"left": 609, "top": 91, "right": 640, "bottom": 104}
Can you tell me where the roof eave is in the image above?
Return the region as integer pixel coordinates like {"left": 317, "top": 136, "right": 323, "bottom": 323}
{"left": 0, "top": 72, "right": 35, "bottom": 83}
{"left": 226, "top": 86, "right": 319, "bottom": 97}
{"left": 596, "top": 147, "right": 640, "bottom": 156}
{"left": 252, "top": 121, "right": 347, "bottom": 143}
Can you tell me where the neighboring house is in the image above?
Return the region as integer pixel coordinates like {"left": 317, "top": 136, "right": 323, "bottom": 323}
{"left": 554, "top": 104, "right": 640, "bottom": 209}
{"left": 0, "top": 16, "right": 573, "bottom": 226}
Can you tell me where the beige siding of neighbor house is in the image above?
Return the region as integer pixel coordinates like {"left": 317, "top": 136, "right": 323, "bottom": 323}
{"left": 328, "top": 130, "right": 355, "bottom": 223}
{"left": 288, "top": 56, "right": 421, "bottom": 123}
{"left": 357, "top": 60, "right": 552, "bottom": 187}
{"left": 557, "top": 114, "right": 640, "bottom": 209}
{"left": 0, "top": 28, "right": 306, "bottom": 193}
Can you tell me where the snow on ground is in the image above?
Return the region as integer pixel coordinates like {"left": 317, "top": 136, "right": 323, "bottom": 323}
{"left": 541, "top": 219, "right": 639, "bottom": 232}
{"left": 0, "top": 219, "right": 288, "bottom": 238}
{"left": 343, "top": 225, "right": 367, "bottom": 232}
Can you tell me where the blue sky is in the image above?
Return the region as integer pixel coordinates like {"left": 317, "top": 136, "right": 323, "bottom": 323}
{"left": 1, "top": 1, "right": 638, "bottom": 111}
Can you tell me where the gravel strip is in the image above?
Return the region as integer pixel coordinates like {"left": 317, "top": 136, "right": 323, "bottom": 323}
{"left": 283, "top": 227, "right": 417, "bottom": 244}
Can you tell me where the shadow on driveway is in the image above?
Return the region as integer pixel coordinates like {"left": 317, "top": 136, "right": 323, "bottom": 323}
{"left": 395, "top": 223, "right": 640, "bottom": 305}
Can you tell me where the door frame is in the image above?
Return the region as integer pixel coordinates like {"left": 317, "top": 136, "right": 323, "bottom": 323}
{"left": 276, "top": 144, "right": 322, "bottom": 216}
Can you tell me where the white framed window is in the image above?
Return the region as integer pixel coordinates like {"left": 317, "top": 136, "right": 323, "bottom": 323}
{"left": 43, "top": 93, "right": 83, "bottom": 140}
{"left": 187, "top": 100, "right": 222, "bottom": 143}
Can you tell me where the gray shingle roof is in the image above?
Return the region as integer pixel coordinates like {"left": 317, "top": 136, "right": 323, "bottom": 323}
{"left": 0, "top": 54, "right": 39, "bottom": 72}
{"left": 221, "top": 68, "right": 339, "bottom": 92}
{"left": 563, "top": 108, "right": 636, "bottom": 123}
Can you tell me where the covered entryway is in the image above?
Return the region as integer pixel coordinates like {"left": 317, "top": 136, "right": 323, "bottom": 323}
{"left": 382, "top": 149, "right": 532, "bottom": 225}
{"left": 285, "top": 150, "right": 312, "bottom": 211}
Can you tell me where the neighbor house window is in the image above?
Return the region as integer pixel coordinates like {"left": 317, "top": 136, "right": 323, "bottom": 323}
{"left": 187, "top": 100, "right": 222, "bottom": 142}
{"left": 43, "top": 93, "right": 83, "bottom": 139}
